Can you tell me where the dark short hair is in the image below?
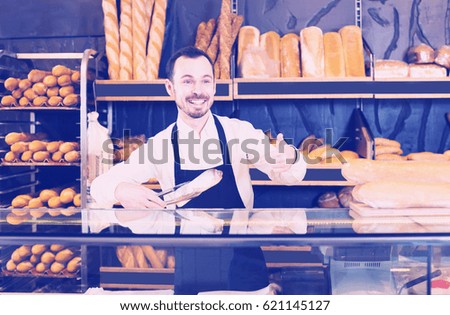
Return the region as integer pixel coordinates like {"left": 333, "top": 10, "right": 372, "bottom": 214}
{"left": 165, "top": 46, "right": 214, "bottom": 81}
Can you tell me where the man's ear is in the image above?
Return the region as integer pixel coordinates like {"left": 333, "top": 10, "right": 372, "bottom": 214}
{"left": 165, "top": 79, "right": 174, "bottom": 97}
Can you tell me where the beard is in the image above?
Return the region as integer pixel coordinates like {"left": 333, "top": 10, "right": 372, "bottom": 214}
{"left": 177, "top": 94, "right": 211, "bottom": 119}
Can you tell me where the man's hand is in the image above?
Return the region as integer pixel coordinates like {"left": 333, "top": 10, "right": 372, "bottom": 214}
{"left": 271, "top": 133, "right": 297, "bottom": 174}
{"left": 115, "top": 182, "right": 166, "bottom": 209}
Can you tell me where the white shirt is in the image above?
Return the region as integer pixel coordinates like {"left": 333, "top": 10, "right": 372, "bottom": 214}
{"left": 89, "top": 112, "right": 307, "bottom": 233}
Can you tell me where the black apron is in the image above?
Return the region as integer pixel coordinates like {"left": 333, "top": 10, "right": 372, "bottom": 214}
{"left": 172, "top": 115, "right": 268, "bottom": 294}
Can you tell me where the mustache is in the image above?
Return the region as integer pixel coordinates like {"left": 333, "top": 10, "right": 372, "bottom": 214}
{"left": 186, "top": 94, "right": 209, "bottom": 101}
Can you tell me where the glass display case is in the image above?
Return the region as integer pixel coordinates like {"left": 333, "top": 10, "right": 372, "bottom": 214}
{"left": 1, "top": 207, "right": 450, "bottom": 295}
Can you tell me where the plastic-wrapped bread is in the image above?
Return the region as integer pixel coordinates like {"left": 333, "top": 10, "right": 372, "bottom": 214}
{"left": 237, "top": 26, "right": 260, "bottom": 73}
{"left": 132, "top": 0, "right": 152, "bottom": 80}
{"left": 119, "top": 0, "right": 133, "bottom": 80}
{"left": 342, "top": 159, "right": 450, "bottom": 184}
{"left": 101, "top": 0, "right": 120, "bottom": 79}
{"left": 323, "top": 32, "right": 345, "bottom": 77}
{"left": 434, "top": 45, "right": 450, "bottom": 68}
{"left": 409, "top": 64, "right": 447, "bottom": 78}
{"left": 300, "top": 26, "right": 324, "bottom": 77}
{"left": 146, "top": 0, "right": 167, "bottom": 80}
{"left": 339, "top": 25, "right": 365, "bottom": 77}
{"left": 352, "top": 181, "right": 450, "bottom": 208}
{"left": 260, "top": 31, "right": 281, "bottom": 78}
{"left": 407, "top": 44, "right": 435, "bottom": 64}
{"left": 280, "top": 33, "right": 301, "bottom": 77}
{"left": 374, "top": 60, "right": 409, "bottom": 79}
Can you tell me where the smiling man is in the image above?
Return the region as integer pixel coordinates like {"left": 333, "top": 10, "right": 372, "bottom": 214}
{"left": 90, "top": 46, "right": 307, "bottom": 294}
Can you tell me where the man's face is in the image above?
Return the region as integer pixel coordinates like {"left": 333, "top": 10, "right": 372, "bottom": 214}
{"left": 166, "top": 56, "right": 216, "bottom": 119}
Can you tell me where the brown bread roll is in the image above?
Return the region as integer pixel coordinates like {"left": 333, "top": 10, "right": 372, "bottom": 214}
{"left": 48, "top": 196, "right": 63, "bottom": 208}
{"left": 50, "top": 244, "right": 65, "bottom": 252}
{"left": 62, "top": 94, "right": 79, "bottom": 106}
{"left": 28, "top": 197, "right": 43, "bottom": 208}
{"left": 31, "top": 244, "right": 47, "bottom": 256}
{"left": 28, "top": 69, "right": 49, "bottom": 83}
{"left": 29, "top": 140, "right": 47, "bottom": 152}
{"left": 11, "top": 89, "right": 23, "bottom": 99}
{"left": 18, "top": 79, "right": 32, "bottom": 90}
{"left": 73, "top": 194, "right": 81, "bottom": 207}
{"left": 59, "top": 85, "right": 75, "bottom": 98}
{"left": 60, "top": 188, "right": 77, "bottom": 204}
{"left": 47, "top": 96, "right": 62, "bottom": 107}
{"left": 11, "top": 195, "right": 31, "bottom": 208}
{"left": 338, "top": 187, "right": 354, "bottom": 208}
{"left": 11, "top": 249, "right": 22, "bottom": 263}
{"left": 52, "top": 65, "right": 71, "bottom": 77}
{"left": 1, "top": 95, "right": 17, "bottom": 106}
{"left": 57, "top": 74, "right": 71, "bottom": 87}
{"left": 4, "top": 77, "right": 19, "bottom": 91}
{"left": 59, "top": 142, "right": 79, "bottom": 154}
{"left": 50, "top": 262, "right": 65, "bottom": 273}
{"left": 16, "top": 261, "right": 33, "bottom": 273}
{"left": 35, "top": 262, "right": 49, "bottom": 273}
{"left": 39, "top": 189, "right": 59, "bottom": 203}
{"left": 5, "top": 132, "right": 29, "bottom": 145}
{"left": 46, "top": 86, "right": 59, "bottom": 97}
{"left": 11, "top": 141, "right": 29, "bottom": 154}
{"left": 66, "top": 256, "right": 81, "bottom": 273}
{"left": 4, "top": 151, "right": 17, "bottom": 162}
{"left": 24, "top": 88, "right": 38, "bottom": 101}
{"left": 19, "top": 97, "right": 30, "bottom": 106}
{"left": 32, "top": 82, "right": 47, "bottom": 96}
{"left": 46, "top": 141, "right": 63, "bottom": 153}
{"left": 32, "top": 96, "right": 48, "bottom": 107}
{"left": 41, "top": 252, "right": 56, "bottom": 264}
{"left": 71, "top": 71, "right": 80, "bottom": 83}
{"left": 33, "top": 151, "right": 50, "bottom": 162}
{"left": 55, "top": 248, "right": 75, "bottom": 264}
{"left": 52, "top": 151, "right": 64, "bottom": 162}
{"left": 317, "top": 191, "right": 340, "bottom": 208}
{"left": 64, "top": 150, "right": 80, "bottom": 163}
{"left": 30, "top": 254, "right": 40, "bottom": 265}
{"left": 43, "top": 75, "right": 58, "bottom": 87}
{"left": 6, "top": 260, "right": 16, "bottom": 271}
{"left": 17, "top": 245, "right": 32, "bottom": 258}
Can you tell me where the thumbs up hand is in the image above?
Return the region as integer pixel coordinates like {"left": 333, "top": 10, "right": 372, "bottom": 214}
{"left": 271, "top": 133, "right": 298, "bottom": 174}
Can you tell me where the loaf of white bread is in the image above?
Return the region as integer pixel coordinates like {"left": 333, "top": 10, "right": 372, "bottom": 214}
{"left": 408, "top": 64, "right": 447, "bottom": 78}
{"left": 280, "top": 33, "right": 301, "bottom": 77}
{"left": 300, "top": 26, "right": 324, "bottom": 77}
{"left": 260, "top": 31, "right": 281, "bottom": 77}
{"left": 374, "top": 60, "right": 409, "bottom": 79}
{"left": 237, "top": 26, "right": 262, "bottom": 78}
{"left": 323, "top": 32, "right": 345, "bottom": 77}
{"left": 339, "top": 25, "right": 365, "bottom": 77}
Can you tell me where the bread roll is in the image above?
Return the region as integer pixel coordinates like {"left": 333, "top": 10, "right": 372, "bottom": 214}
{"left": 28, "top": 69, "right": 48, "bottom": 83}
{"left": 50, "top": 244, "right": 65, "bottom": 252}
{"left": 62, "top": 94, "right": 79, "bottom": 106}
{"left": 323, "top": 32, "right": 345, "bottom": 77}
{"left": 4, "top": 151, "right": 17, "bottom": 162}
{"left": 341, "top": 150, "right": 359, "bottom": 161}
{"left": 353, "top": 181, "right": 450, "bottom": 208}
{"left": 24, "top": 88, "right": 38, "bottom": 101}
{"left": 32, "top": 82, "right": 47, "bottom": 96}
{"left": 434, "top": 45, "right": 450, "bottom": 68}
{"left": 35, "top": 262, "right": 49, "bottom": 273}
{"left": 39, "top": 189, "right": 59, "bottom": 203}
{"left": 50, "top": 262, "right": 65, "bottom": 273}
{"left": 66, "top": 257, "right": 81, "bottom": 273}
{"left": 260, "top": 31, "right": 281, "bottom": 77}
{"left": 28, "top": 197, "right": 44, "bottom": 208}
{"left": 317, "top": 192, "right": 340, "bottom": 208}
{"left": 19, "top": 97, "right": 30, "bottom": 107}
{"left": 102, "top": 0, "right": 120, "bottom": 80}
{"left": 73, "top": 194, "right": 81, "bottom": 207}
{"left": 59, "top": 85, "right": 75, "bottom": 98}
{"left": 64, "top": 150, "right": 80, "bottom": 162}
{"left": 18, "top": 79, "right": 32, "bottom": 90}
{"left": 5, "top": 132, "right": 29, "bottom": 145}
{"left": 407, "top": 44, "right": 435, "bottom": 64}
{"left": 16, "top": 261, "right": 33, "bottom": 273}
{"left": 338, "top": 186, "right": 354, "bottom": 208}
{"left": 57, "top": 75, "right": 71, "bottom": 87}
{"left": 31, "top": 244, "right": 47, "bottom": 256}
{"left": 60, "top": 188, "right": 77, "bottom": 204}
{"left": 59, "top": 142, "right": 79, "bottom": 154}
{"left": 29, "top": 140, "right": 47, "bottom": 152}
{"left": 71, "top": 71, "right": 81, "bottom": 84}
{"left": 17, "top": 245, "right": 32, "bottom": 258}
{"left": 342, "top": 159, "right": 450, "bottom": 184}
{"left": 46, "top": 96, "right": 62, "bottom": 107}
{"left": 146, "top": 0, "right": 168, "bottom": 80}
{"left": 4, "top": 77, "right": 19, "bottom": 91}
{"left": 46, "top": 141, "right": 63, "bottom": 153}
{"left": 30, "top": 254, "right": 40, "bottom": 265}
{"left": 55, "top": 248, "right": 75, "bottom": 264}
{"left": 32, "top": 96, "right": 48, "bottom": 106}
{"left": 46, "top": 86, "right": 59, "bottom": 97}
{"left": 237, "top": 26, "right": 260, "bottom": 73}
{"left": 6, "top": 260, "right": 16, "bottom": 271}
{"left": 339, "top": 25, "right": 365, "bottom": 77}
{"left": 48, "top": 196, "right": 63, "bottom": 208}
{"left": 1, "top": 95, "right": 17, "bottom": 106}
{"left": 300, "top": 26, "right": 325, "bottom": 77}
{"left": 43, "top": 75, "right": 58, "bottom": 87}
{"left": 409, "top": 64, "right": 447, "bottom": 78}
{"left": 280, "top": 33, "right": 301, "bottom": 77}
{"left": 52, "top": 151, "right": 64, "bottom": 162}
{"left": 374, "top": 60, "right": 409, "bottom": 79}
{"left": 11, "top": 89, "right": 23, "bottom": 99}
{"left": 33, "top": 151, "right": 50, "bottom": 162}
{"left": 11, "top": 195, "right": 31, "bottom": 208}
{"left": 52, "top": 65, "right": 71, "bottom": 77}
{"left": 41, "top": 252, "right": 56, "bottom": 264}
{"left": 407, "top": 152, "right": 449, "bottom": 162}
{"left": 11, "top": 141, "right": 29, "bottom": 154}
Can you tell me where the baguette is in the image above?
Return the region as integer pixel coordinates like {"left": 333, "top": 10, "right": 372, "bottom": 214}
{"left": 146, "top": 0, "right": 167, "bottom": 80}
{"left": 102, "top": 0, "right": 120, "bottom": 79}
{"left": 119, "top": 0, "right": 133, "bottom": 80}
{"left": 141, "top": 245, "right": 163, "bottom": 268}
{"left": 131, "top": 246, "right": 149, "bottom": 268}
{"left": 116, "top": 246, "right": 137, "bottom": 268}
{"left": 132, "top": 0, "right": 151, "bottom": 80}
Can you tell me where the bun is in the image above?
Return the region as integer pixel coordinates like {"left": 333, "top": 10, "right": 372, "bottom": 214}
{"left": 57, "top": 75, "right": 71, "bottom": 87}
{"left": 434, "top": 45, "right": 450, "bottom": 68}
{"left": 43, "top": 75, "right": 58, "bottom": 87}
{"left": 4, "top": 77, "right": 19, "bottom": 91}
{"left": 52, "top": 65, "right": 71, "bottom": 77}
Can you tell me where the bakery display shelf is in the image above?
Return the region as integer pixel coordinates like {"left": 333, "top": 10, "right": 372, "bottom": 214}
{"left": 233, "top": 77, "right": 373, "bottom": 99}
{"left": 0, "top": 106, "right": 79, "bottom": 111}
{"left": 95, "top": 79, "right": 233, "bottom": 101}
{"left": 233, "top": 77, "right": 450, "bottom": 99}
{"left": 2, "top": 269, "right": 80, "bottom": 279}
{"left": 1, "top": 161, "right": 80, "bottom": 167}
{"left": 100, "top": 267, "right": 174, "bottom": 290}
